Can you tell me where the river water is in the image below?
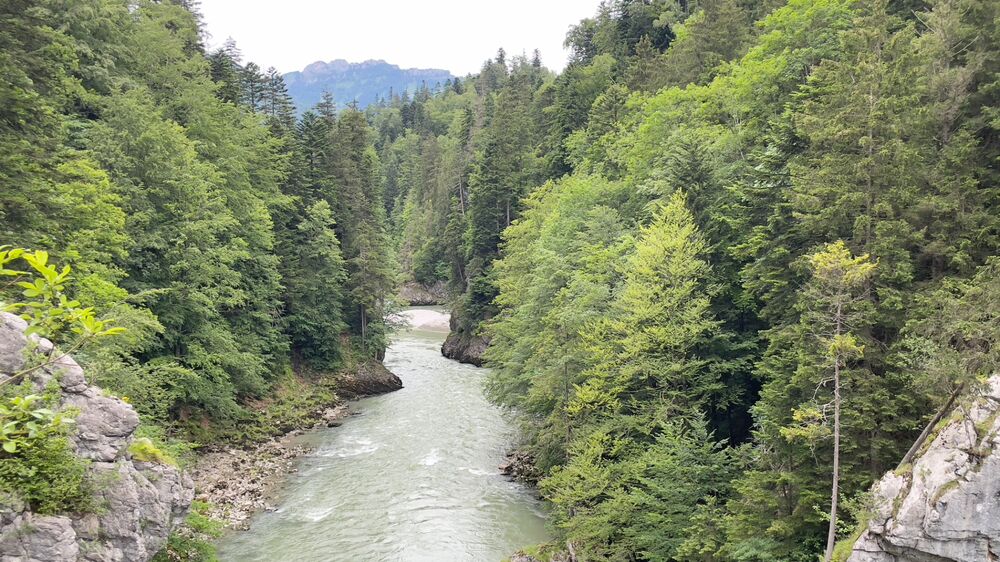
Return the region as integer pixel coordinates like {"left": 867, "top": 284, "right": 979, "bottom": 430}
{"left": 216, "top": 308, "right": 549, "bottom": 561}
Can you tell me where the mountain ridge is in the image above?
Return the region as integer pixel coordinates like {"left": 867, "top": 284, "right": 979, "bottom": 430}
{"left": 283, "top": 59, "right": 454, "bottom": 113}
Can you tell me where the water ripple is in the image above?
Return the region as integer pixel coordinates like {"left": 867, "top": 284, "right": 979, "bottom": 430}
{"left": 217, "top": 308, "right": 549, "bottom": 562}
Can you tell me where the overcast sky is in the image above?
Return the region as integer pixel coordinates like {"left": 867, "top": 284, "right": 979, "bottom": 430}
{"left": 199, "top": 1, "right": 603, "bottom": 76}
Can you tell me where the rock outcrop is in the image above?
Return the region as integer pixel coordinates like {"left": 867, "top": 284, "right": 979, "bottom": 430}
{"left": 847, "top": 376, "right": 1000, "bottom": 562}
{"left": 441, "top": 313, "right": 488, "bottom": 367}
{"left": 0, "top": 313, "right": 194, "bottom": 562}
{"left": 335, "top": 360, "right": 403, "bottom": 399}
{"left": 398, "top": 281, "right": 448, "bottom": 306}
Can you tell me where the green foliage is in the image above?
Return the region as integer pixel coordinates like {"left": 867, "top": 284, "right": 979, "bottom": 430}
{"left": 0, "top": 393, "right": 73, "bottom": 455}
{"left": 1, "top": 247, "right": 123, "bottom": 344}
{"left": 0, "top": 388, "right": 91, "bottom": 514}
{"left": 544, "top": 420, "right": 737, "bottom": 562}
{"left": 572, "top": 190, "right": 719, "bottom": 421}
{"left": 153, "top": 501, "right": 223, "bottom": 562}
{"left": 128, "top": 437, "right": 176, "bottom": 466}
{"left": 475, "top": 0, "right": 1000, "bottom": 559}
{"left": 282, "top": 200, "right": 349, "bottom": 370}
{"left": 184, "top": 372, "right": 337, "bottom": 446}
{"left": 0, "top": 0, "right": 398, "bottom": 435}
{"left": 3, "top": 0, "right": 1000, "bottom": 559}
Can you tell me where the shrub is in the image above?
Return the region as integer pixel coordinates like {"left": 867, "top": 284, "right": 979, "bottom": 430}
{"left": 0, "top": 432, "right": 92, "bottom": 514}
{"left": 152, "top": 501, "right": 223, "bottom": 562}
{"left": 128, "top": 437, "right": 176, "bottom": 466}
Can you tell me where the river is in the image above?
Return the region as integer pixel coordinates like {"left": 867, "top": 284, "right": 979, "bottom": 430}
{"left": 216, "top": 307, "right": 550, "bottom": 561}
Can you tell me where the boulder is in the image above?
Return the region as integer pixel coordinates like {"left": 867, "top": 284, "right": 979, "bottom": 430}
{"left": 335, "top": 360, "right": 403, "bottom": 399}
{"left": 846, "top": 376, "right": 1000, "bottom": 562}
{"left": 0, "top": 312, "right": 193, "bottom": 562}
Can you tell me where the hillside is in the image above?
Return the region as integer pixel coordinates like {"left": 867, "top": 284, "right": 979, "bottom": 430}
{"left": 283, "top": 59, "right": 453, "bottom": 112}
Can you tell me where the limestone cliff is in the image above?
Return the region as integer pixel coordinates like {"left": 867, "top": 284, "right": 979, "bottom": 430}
{"left": 0, "top": 313, "right": 194, "bottom": 562}
{"left": 847, "top": 376, "right": 1000, "bottom": 562}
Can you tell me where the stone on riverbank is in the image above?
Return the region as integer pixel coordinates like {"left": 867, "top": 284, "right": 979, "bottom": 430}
{"left": 190, "top": 439, "right": 312, "bottom": 530}
{"left": 335, "top": 360, "right": 403, "bottom": 399}
{"left": 500, "top": 450, "right": 542, "bottom": 484}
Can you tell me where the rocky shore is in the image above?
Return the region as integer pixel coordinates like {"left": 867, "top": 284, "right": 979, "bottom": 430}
{"left": 499, "top": 450, "right": 542, "bottom": 484}
{"left": 190, "top": 406, "right": 348, "bottom": 529}
{"left": 191, "top": 358, "right": 403, "bottom": 530}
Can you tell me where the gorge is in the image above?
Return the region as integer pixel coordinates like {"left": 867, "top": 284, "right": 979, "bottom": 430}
{"left": 1, "top": 0, "right": 999, "bottom": 561}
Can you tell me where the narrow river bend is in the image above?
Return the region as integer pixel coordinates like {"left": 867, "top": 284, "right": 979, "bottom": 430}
{"left": 217, "top": 307, "right": 549, "bottom": 561}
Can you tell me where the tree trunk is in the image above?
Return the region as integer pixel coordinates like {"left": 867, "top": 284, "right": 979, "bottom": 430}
{"left": 361, "top": 305, "right": 367, "bottom": 354}
{"left": 897, "top": 383, "right": 965, "bottom": 469}
{"left": 824, "top": 359, "right": 841, "bottom": 561}
{"left": 825, "top": 305, "right": 843, "bottom": 562}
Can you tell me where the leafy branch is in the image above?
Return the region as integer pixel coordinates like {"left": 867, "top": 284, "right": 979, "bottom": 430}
{"left": 0, "top": 246, "right": 123, "bottom": 386}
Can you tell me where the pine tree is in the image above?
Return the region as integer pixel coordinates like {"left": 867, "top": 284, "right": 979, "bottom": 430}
{"left": 331, "top": 108, "right": 396, "bottom": 357}
{"left": 283, "top": 200, "right": 349, "bottom": 368}
{"left": 779, "top": 242, "right": 875, "bottom": 562}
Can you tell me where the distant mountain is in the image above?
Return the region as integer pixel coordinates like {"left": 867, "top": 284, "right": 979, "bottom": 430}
{"left": 283, "top": 59, "right": 454, "bottom": 113}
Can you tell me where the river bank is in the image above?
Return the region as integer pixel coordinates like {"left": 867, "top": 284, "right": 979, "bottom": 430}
{"left": 189, "top": 404, "right": 349, "bottom": 529}
{"left": 188, "top": 308, "right": 452, "bottom": 531}
{"left": 186, "top": 359, "right": 402, "bottom": 530}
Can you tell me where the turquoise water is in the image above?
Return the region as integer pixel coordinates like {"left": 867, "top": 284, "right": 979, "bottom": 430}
{"left": 216, "top": 308, "right": 549, "bottom": 561}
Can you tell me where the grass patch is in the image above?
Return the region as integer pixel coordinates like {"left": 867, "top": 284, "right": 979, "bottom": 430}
{"left": 831, "top": 521, "right": 867, "bottom": 562}
{"left": 152, "top": 501, "right": 224, "bottom": 562}
{"left": 930, "top": 479, "right": 961, "bottom": 505}
{"left": 180, "top": 370, "right": 339, "bottom": 446}
{"left": 129, "top": 437, "right": 176, "bottom": 466}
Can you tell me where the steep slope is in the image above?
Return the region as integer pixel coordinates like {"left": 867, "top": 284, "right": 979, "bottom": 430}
{"left": 283, "top": 59, "right": 453, "bottom": 112}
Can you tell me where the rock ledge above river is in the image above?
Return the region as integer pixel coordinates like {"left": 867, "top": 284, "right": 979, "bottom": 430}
{"left": 441, "top": 312, "right": 488, "bottom": 366}
{"left": 0, "top": 312, "right": 194, "bottom": 562}
{"left": 335, "top": 360, "right": 403, "bottom": 399}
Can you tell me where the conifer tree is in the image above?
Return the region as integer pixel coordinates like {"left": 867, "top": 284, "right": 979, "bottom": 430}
{"left": 283, "top": 200, "right": 349, "bottom": 368}
{"left": 571, "top": 190, "right": 718, "bottom": 421}
{"left": 780, "top": 242, "right": 875, "bottom": 562}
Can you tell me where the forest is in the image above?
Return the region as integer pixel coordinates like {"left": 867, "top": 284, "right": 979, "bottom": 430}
{"left": 1, "top": 0, "right": 999, "bottom": 561}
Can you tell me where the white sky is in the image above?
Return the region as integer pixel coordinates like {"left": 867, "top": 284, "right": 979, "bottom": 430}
{"left": 199, "top": 1, "right": 604, "bottom": 76}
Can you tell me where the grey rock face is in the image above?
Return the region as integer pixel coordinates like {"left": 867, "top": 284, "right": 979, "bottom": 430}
{"left": 398, "top": 280, "right": 448, "bottom": 306}
{"left": 0, "top": 315, "right": 27, "bottom": 375}
{"left": 441, "top": 311, "right": 488, "bottom": 367}
{"left": 63, "top": 390, "right": 139, "bottom": 463}
{"left": 335, "top": 360, "right": 403, "bottom": 399}
{"left": 0, "top": 313, "right": 193, "bottom": 562}
{"left": 847, "top": 376, "right": 1000, "bottom": 562}
{"left": 0, "top": 513, "right": 78, "bottom": 562}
